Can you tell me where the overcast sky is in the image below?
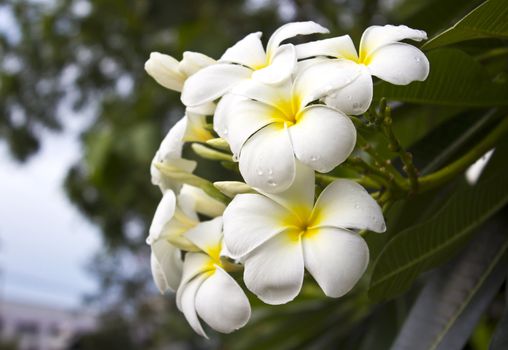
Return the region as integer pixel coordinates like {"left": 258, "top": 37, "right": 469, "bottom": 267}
{"left": 0, "top": 124, "right": 102, "bottom": 309}
{"left": 0, "top": 133, "right": 101, "bottom": 310}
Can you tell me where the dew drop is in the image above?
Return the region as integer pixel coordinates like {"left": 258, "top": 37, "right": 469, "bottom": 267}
{"left": 256, "top": 168, "right": 264, "bottom": 176}
{"left": 267, "top": 179, "right": 277, "bottom": 187}
{"left": 352, "top": 102, "right": 361, "bottom": 110}
{"left": 232, "top": 154, "right": 239, "bottom": 162}
{"left": 223, "top": 128, "right": 229, "bottom": 135}
{"left": 414, "top": 57, "right": 421, "bottom": 62}
{"left": 310, "top": 155, "right": 320, "bottom": 162}
{"left": 354, "top": 203, "right": 360, "bottom": 209}
{"left": 268, "top": 168, "right": 273, "bottom": 175}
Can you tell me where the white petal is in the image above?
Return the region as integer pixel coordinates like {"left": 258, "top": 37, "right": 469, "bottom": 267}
{"left": 294, "top": 59, "right": 362, "bottom": 108}
{"left": 220, "top": 32, "right": 266, "bottom": 68}
{"left": 359, "top": 24, "right": 427, "bottom": 60}
{"left": 184, "top": 112, "right": 213, "bottom": 142}
{"left": 243, "top": 231, "right": 304, "bottom": 304}
{"left": 147, "top": 190, "right": 176, "bottom": 244}
{"left": 223, "top": 193, "right": 294, "bottom": 258}
{"left": 302, "top": 227, "right": 369, "bottom": 297}
{"left": 214, "top": 94, "right": 282, "bottom": 156}
{"left": 290, "top": 105, "right": 356, "bottom": 172}
{"left": 179, "top": 51, "right": 216, "bottom": 77}
{"left": 252, "top": 44, "right": 296, "bottom": 84}
{"left": 178, "top": 273, "right": 208, "bottom": 338}
{"left": 177, "top": 253, "right": 213, "bottom": 311}
{"left": 311, "top": 179, "right": 386, "bottom": 233}
{"left": 186, "top": 101, "right": 216, "bottom": 115}
{"left": 180, "top": 185, "right": 226, "bottom": 218}
{"left": 159, "top": 116, "right": 187, "bottom": 159}
{"left": 367, "top": 43, "right": 430, "bottom": 85}
{"left": 323, "top": 67, "right": 373, "bottom": 115}
{"left": 151, "top": 239, "right": 182, "bottom": 293}
{"left": 232, "top": 78, "right": 292, "bottom": 109}
{"left": 184, "top": 217, "right": 223, "bottom": 255}
{"left": 181, "top": 63, "right": 252, "bottom": 107}
{"left": 296, "top": 35, "right": 358, "bottom": 60}
{"left": 145, "top": 52, "right": 185, "bottom": 92}
{"left": 266, "top": 21, "right": 329, "bottom": 58}
{"left": 258, "top": 160, "right": 315, "bottom": 221}
{"left": 195, "top": 266, "right": 251, "bottom": 333}
{"left": 239, "top": 124, "right": 296, "bottom": 193}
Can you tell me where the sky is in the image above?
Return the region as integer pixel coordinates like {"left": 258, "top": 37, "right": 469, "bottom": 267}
{"left": 0, "top": 3, "right": 103, "bottom": 310}
{"left": 0, "top": 123, "right": 102, "bottom": 310}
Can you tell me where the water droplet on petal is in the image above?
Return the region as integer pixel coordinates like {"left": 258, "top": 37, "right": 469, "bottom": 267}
{"left": 256, "top": 168, "right": 264, "bottom": 176}
{"left": 267, "top": 179, "right": 277, "bottom": 187}
{"left": 268, "top": 168, "right": 273, "bottom": 175}
{"left": 414, "top": 57, "right": 421, "bottom": 62}
{"left": 354, "top": 203, "right": 360, "bottom": 209}
{"left": 232, "top": 154, "right": 239, "bottom": 162}
{"left": 310, "top": 155, "right": 320, "bottom": 162}
{"left": 223, "top": 128, "right": 229, "bottom": 135}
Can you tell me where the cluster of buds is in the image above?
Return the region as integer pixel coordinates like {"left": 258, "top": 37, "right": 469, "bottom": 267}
{"left": 145, "top": 21, "right": 429, "bottom": 337}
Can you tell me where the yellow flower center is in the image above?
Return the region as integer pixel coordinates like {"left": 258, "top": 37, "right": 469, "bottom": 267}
{"left": 282, "top": 207, "right": 322, "bottom": 243}
{"left": 272, "top": 94, "right": 302, "bottom": 127}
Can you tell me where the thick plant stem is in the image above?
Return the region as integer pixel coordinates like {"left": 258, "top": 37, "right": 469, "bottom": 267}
{"left": 417, "top": 117, "right": 508, "bottom": 192}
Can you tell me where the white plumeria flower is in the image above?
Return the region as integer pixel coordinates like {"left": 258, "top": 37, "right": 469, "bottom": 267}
{"left": 148, "top": 184, "right": 226, "bottom": 292}
{"left": 147, "top": 186, "right": 225, "bottom": 249}
{"left": 181, "top": 21, "right": 329, "bottom": 107}
{"left": 222, "top": 164, "right": 386, "bottom": 305}
{"left": 151, "top": 112, "right": 213, "bottom": 192}
{"left": 214, "top": 63, "right": 358, "bottom": 193}
{"left": 145, "top": 51, "right": 216, "bottom": 114}
{"left": 176, "top": 217, "right": 251, "bottom": 337}
{"left": 296, "top": 24, "right": 430, "bottom": 115}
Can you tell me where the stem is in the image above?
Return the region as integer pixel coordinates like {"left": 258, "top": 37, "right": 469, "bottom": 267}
{"left": 315, "top": 173, "right": 380, "bottom": 189}
{"left": 155, "top": 163, "right": 231, "bottom": 204}
{"left": 382, "top": 106, "right": 419, "bottom": 194}
{"left": 191, "top": 143, "right": 233, "bottom": 162}
{"left": 418, "top": 117, "right": 508, "bottom": 192}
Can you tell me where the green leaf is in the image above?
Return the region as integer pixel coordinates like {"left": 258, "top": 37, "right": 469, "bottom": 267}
{"left": 374, "top": 49, "right": 508, "bottom": 107}
{"left": 423, "top": 0, "right": 508, "bottom": 50}
{"left": 391, "top": 223, "right": 508, "bottom": 350}
{"left": 368, "top": 152, "right": 508, "bottom": 302}
{"left": 490, "top": 272, "right": 508, "bottom": 350}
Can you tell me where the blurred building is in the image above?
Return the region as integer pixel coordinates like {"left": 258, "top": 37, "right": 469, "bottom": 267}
{"left": 0, "top": 300, "right": 97, "bottom": 350}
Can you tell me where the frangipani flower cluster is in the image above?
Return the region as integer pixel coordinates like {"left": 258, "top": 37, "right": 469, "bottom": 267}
{"left": 145, "top": 21, "right": 429, "bottom": 336}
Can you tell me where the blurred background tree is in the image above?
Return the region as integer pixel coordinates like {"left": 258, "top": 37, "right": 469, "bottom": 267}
{"left": 1, "top": 0, "right": 507, "bottom": 349}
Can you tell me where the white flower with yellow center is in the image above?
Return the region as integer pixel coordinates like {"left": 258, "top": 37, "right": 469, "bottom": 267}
{"left": 148, "top": 186, "right": 226, "bottom": 293}
{"left": 296, "top": 24, "right": 430, "bottom": 115}
{"left": 223, "top": 164, "right": 386, "bottom": 304}
{"left": 214, "top": 63, "right": 359, "bottom": 193}
{"left": 151, "top": 112, "right": 213, "bottom": 193}
{"left": 176, "top": 217, "right": 251, "bottom": 337}
{"left": 181, "top": 21, "right": 329, "bottom": 107}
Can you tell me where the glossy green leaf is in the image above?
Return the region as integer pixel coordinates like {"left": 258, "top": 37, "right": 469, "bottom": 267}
{"left": 391, "top": 224, "right": 508, "bottom": 350}
{"left": 490, "top": 272, "right": 508, "bottom": 350}
{"left": 368, "top": 153, "right": 508, "bottom": 302}
{"left": 423, "top": 0, "right": 508, "bottom": 50}
{"left": 374, "top": 49, "right": 508, "bottom": 107}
